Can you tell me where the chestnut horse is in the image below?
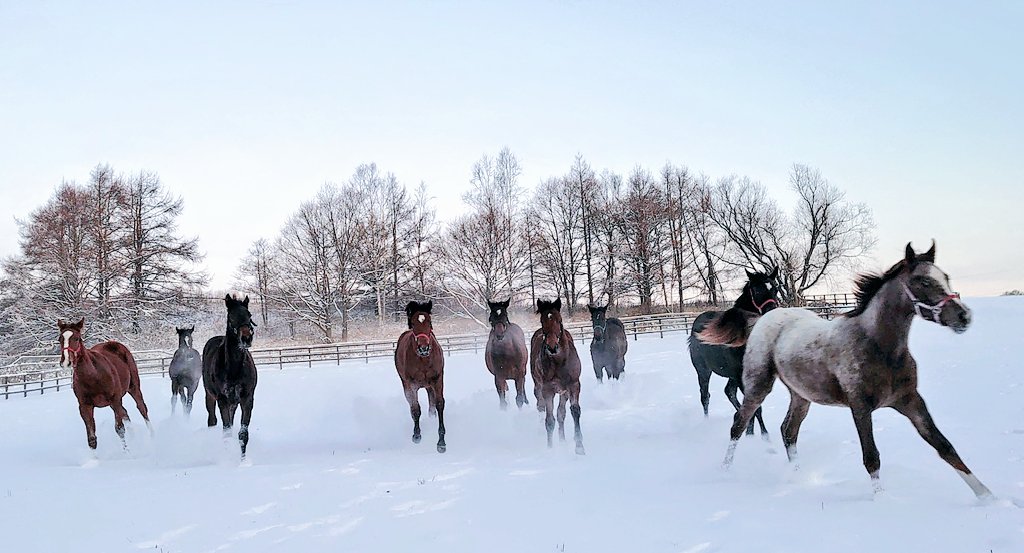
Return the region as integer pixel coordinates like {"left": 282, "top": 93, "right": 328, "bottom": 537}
{"left": 484, "top": 299, "right": 529, "bottom": 409}
{"left": 203, "top": 294, "right": 258, "bottom": 461}
{"left": 395, "top": 300, "right": 446, "bottom": 453}
{"left": 59, "top": 318, "right": 151, "bottom": 451}
{"left": 530, "top": 298, "right": 585, "bottom": 454}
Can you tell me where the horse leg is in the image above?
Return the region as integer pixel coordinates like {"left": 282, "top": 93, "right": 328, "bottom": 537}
{"left": 849, "top": 406, "right": 883, "bottom": 494}
{"left": 426, "top": 386, "right": 438, "bottom": 418}
{"left": 111, "top": 396, "right": 130, "bottom": 451}
{"left": 542, "top": 387, "right": 556, "bottom": 448}
{"left": 239, "top": 395, "right": 254, "bottom": 461}
{"left": 723, "top": 362, "right": 776, "bottom": 467}
{"left": 737, "top": 380, "right": 770, "bottom": 439}
{"left": 725, "top": 379, "right": 753, "bottom": 435}
{"left": 433, "top": 382, "right": 446, "bottom": 454}
{"left": 128, "top": 379, "right": 152, "bottom": 434}
{"left": 78, "top": 403, "right": 97, "bottom": 450}
{"left": 695, "top": 365, "right": 711, "bottom": 418}
{"left": 514, "top": 373, "right": 528, "bottom": 409}
{"left": 205, "top": 390, "right": 218, "bottom": 427}
{"left": 219, "top": 400, "right": 237, "bottom": 439}
{"left": 170, "top": 380, "right": 179, "bottom": 414}
{"left": 185, "top": 384, "right": 197, "bottom": 417}
{"left": 892, "top": 392, "right": 992, "bottom": 499}
{"left": 494, "top": 374, "right": 509, "bottom": 410}
{"left": 557, "top": 393, "right": 568, "bottom": 442}
{"left": 570, "top": 383, "right": 584, "bottom": 455}
{"left": 780, "top": 392, "right": 811, "bottom": 464}
{"left": 404, "top": 385, "right": 422, "bottom": 444}
{"left": 613, "top": 357, "right": 625, "bottom": 379}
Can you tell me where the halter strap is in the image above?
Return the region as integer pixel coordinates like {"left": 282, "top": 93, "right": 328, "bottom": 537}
{"left": 413, "top": 332, "right": 434, "bottom": 343}
{"left": 750, "top": 288, "right": 777, "bottom": 314}
{"left": 902, "top": 283, "right": 960, "bottom": 321}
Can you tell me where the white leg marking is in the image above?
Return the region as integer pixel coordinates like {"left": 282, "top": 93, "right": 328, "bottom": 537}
{"left": 870, "top": 471, "right": 883, "bottom": 494}
{"left": 957, "top": 470, "right": 993, "bottom": 499}
{"left": 722, "top": 440, "right": 738, "bottom": 468}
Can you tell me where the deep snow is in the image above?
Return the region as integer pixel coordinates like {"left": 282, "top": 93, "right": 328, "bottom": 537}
{"left": 1, "top": 298, "right": 1022, "bottom": 553}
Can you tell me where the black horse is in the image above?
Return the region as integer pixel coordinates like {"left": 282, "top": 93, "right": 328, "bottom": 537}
{"left": 203, "top": 294, "right": 258, "bottom": 461}
{"left": 169, "top": 325, "right": 202, "bottom": 416}
{"left": 587, "top": 305, "right": 628, "bottom": 381}
{"left": 688, "top": 268, "right": 779, "bottom": 436}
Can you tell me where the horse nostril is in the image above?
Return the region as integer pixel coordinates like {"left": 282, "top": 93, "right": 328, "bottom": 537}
{"left": 958, "top": 311, "right": 971, "bottom": 325}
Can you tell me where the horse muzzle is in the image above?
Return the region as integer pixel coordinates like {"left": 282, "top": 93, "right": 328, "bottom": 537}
{"left": 416, "top": 345, "right": 432, "bottom": 357}
{"left": 544, "top": 344, "right": 559, "bottom": 355}
{"left": 940, "top": 301, "right": 971, "bottom": 334}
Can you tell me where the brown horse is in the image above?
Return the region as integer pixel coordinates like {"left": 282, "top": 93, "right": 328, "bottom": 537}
{"left": 530, "top": 298, "right": 585, "bottom": 454}
{"left": 59, "top": 318, "right": 151, "bottom": 451}
{"left": 484, "top": 299, "right": 529, "bottom": 410}
{"left": 395, "top": 300, "right": 446, "bottom": 453}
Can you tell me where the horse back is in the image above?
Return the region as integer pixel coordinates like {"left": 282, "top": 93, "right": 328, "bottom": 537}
{"left": 75, "top": 341, "right": 138, "bottom": 400}
{"left": 169, "top": 346, "right": 201, "bottom": 380}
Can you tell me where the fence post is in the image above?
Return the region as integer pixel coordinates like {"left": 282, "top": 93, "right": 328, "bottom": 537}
{"left": 308, "top": 347, "right": 313, "bottom": 368}
{"left": 659, "top": 317, "right": 664, "bottom": 338}
{"left": 278, "top": 349, "right": 283, "bottom": 370}
{"left": 364, "top": 343, "right": 369, "bottom": 363}
{"left": 336, "top": 345, "right": 341, "bottom": 366}
{"left": 632, "top": 321, "right": 638, "bottom": 341}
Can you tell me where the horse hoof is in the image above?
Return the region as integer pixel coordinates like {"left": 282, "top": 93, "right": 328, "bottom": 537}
{"left": 412, "top": 434, "right": 422, "bottom": 444}
{"left": 437, "top": 443, "right": 446, "bottom": 454}
{"left": 575, "top": 444, "right": 586, "bottom": 455}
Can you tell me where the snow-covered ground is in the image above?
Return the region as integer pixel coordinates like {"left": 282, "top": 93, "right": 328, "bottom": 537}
{"left": 2, "top": 297, "right": 1022, "bottom": 552}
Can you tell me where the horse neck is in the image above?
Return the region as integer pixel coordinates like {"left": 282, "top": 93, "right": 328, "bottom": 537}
{"left": 221, "top": 329, "right": 246, "bottom": 367}
{"left": 177, "top": 336, "right": 190, "bottom": 350}
{"left": 732, "top": 286, "right": 756, "bottom": 313}
{"left": 854, "top": 277, "right": 915, "bottom": 354}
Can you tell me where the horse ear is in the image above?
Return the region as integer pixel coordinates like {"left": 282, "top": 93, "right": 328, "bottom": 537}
{"left": 224, "top": 294, "right": 234, "bottom": 307}
{"left": 405, "top": 301, "right": 416, "bottom": 317}
{"left": 424, "top": 300, "right": 433, "bottom": 313}
{"left": 746, "top": 269, "right": 756, "bottom": 280}
{"left": 588, "top": 304, "right": 597, "bottom": 314}
{"left": 242, "top": 295, "right": 250, "bottom": 307}
{"left": 501, "top": 299, "right": 510, "bottom": 309}
{"left": 74, "top": 318, "right": 84, "bottom": 329}
{"left": 769, "top": 266, "right": 779, "bottom": 280}
{"left": 536, "top": 299, "right": 543, "bottom": 313}
{"left": 57, "top": 318, "right": 64, "bottom": 328}
{"left": 904, "top": 242, "right": 917, "bottom": 265}
{"left": 553, "top": 298, "right": 561, "bottom": 310}
{"left": 189, "top": 325, "right": 195, "bottom": 332}
{"left": 920, "top": 240, "right": 936, "bottom": 263}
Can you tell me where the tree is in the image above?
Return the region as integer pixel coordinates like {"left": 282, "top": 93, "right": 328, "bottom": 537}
{"left": 616, "top": 167, "right": 671, "bottom": 313}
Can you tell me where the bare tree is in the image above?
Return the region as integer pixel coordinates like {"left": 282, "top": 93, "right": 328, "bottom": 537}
{"left": 593, "top": 170, "right": 624, "bottom": 307}
{"left": 531, "top": 176, "right": 586, "bottom": 311}
{"left": 568, "top": 154, "right": 598, "bottom": 305}
{"left": 616, "top": 166, "right": 671, "bottom": 313}
{"left": 682, "top": 173, "right": 726, "bottom": 303}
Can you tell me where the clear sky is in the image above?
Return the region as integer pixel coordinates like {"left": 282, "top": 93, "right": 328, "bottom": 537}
{"left": 1, "top": 1, "right": 1021, "bottom": 294}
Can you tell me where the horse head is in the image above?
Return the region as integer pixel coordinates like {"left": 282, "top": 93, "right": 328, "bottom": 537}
{"left": 742, "top": 266, "right": 780, "bottom": 314}
{"left": 488, "top": 299, "right": 511, "bottom": 341}
{"left": 175, "top": 325, "right": 195, "bottom": 349}
{"left": 57, "top": 317, "right": 85, "bottom": 368}
{"left": 224, "top": 294, "right": 256, "bottom": 349}
{"left": 588, "top": 304, "right": 608, "bottom": 342}
{"left": 405, "top": 300, "right": 434, "bottom": 357}
{"left": 900, "top": 241, "right": 970, "bottom": 333}
{"left": 537, "top": 298, "right": 564, "bottom": 355}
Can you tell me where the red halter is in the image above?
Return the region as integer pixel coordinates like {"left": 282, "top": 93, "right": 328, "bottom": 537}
{"left": 62, "top": 341, "right": 84, "bottom": 365}
{"left": 750, "top": 288, "right": 777, "bottom": 314}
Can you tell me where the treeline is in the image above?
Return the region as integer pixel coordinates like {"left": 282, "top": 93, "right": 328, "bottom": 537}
{"left": 0, "top": 165, "right": 205, "bottom": 357}
{"left": 238, "top": 148, "right": 875, "bottom": 342}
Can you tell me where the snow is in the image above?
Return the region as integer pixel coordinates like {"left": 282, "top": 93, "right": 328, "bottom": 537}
{"left": 2, "top": 297, "right": 1023, "bottom": 553}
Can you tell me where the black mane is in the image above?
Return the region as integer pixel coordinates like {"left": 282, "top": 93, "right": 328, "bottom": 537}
{"left": 846, "top": 259, "right": 907, "bottom": 318}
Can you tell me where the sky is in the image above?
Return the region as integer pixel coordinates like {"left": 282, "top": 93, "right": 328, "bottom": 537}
{"left": 1, "top": 0, "right": 1021, "bottom": 295}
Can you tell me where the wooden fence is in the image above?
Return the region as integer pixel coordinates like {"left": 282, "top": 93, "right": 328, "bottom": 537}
{"left": 1, "top": 304, "right": 852, "bottom": 400}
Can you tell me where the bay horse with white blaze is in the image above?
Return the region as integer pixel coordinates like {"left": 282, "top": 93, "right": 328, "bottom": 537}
{"left": 690, "top": 268, "right": 779, "bottom": 436}
{"left": 59, "top": 318, "right": 151, "bottom": 451}
{"left": 485, "top": 299, "right": 529, "bottom": 409}
{"left": 701, "top": 242, "right": 992, "bottom": 499}
{"left": 587, "top": 304, "right": 627, "bottom": 381}
{"left": 169, "top": 325, "right": 202, "bottom": 416}
{"left": 530, "top": 298, "right": 585, "bottom": 454}
{"left": 203, "top": 294, "right": 258, "bottom": 461}
{"left": 395, "top": 300, "right": 447, "bottom": 453}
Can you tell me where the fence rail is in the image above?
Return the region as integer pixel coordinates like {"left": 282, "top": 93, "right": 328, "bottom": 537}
{"left": 1, "top": 303, "right": 853, "bottom": 400}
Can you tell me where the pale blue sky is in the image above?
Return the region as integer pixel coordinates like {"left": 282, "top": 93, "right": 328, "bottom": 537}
{"left": 1, "top": 1, "right": 1021, "bottom": 294}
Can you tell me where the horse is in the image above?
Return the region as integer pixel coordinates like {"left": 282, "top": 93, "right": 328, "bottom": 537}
{"left": 587, "top": 304, "right": 628, "bottom": 381}
{"left": 530, "top": 298, "right": 585, "bottom": 454}
{"left": 202, "top": 294, "right": 258, "bottom": 461}
{"left": 689, "top": 268, "right": 779, "bottom": 436}
{"left": 395, "top": 300, "right": 447, "bottom": 453}
{"left": 169, "top": 325, "right": 202, "bottom": 416}
{"left": 702, "top": 242, "right": 992, "bottom": 499}
{"left": 59, "top": 318, "right": 151, "bottom": 451}
{"left": 484, "top": 299, "right": 529, "bottom": 409}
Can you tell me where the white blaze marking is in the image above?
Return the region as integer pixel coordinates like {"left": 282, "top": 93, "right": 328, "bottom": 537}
{"left": 547, "top": 313, "right": 552, "bottom": 319}
{"left": 418, "top": 314, "right": 425, "bottom": 323}
{"left": 496, "top": 309, "right": 502, "bottom": 315}
{"left": 60, "top": 330, "right": 72, "bottom": 367}
{"left": 925, "top": 265, "right": 953, "bottom": 295}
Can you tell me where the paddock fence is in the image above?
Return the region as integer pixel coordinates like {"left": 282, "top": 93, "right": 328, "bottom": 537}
{"left": 0, "top": 301, "right": 854, "bottom": 400}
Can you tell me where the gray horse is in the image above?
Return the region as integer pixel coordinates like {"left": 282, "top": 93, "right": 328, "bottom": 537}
{"left": 588, "top": 304, "right": 628, "bottom": 381}
{"left": 169, "top": 325, "right": 202, "bottom": 415}
{"left": 700, "top": 242, "right": 992, "bottom": 499}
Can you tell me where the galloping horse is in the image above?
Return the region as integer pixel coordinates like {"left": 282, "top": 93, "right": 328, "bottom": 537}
{"left": 59, "top": 318, "right": 151, "bottom": 451}
{"left": 587, "top": 304, "right": 628, "bottom": 381}
{"left": 690, "top": 268, "right": 779, "bottom": 436}
{"left": 169, "top": 325, "right": 202, "bottom": 416}
{"left": 203, "top": 294, "right": 258, "bottom": 461}
{"left": 702, "top": 243, "right": 992, "bottom": 499}
{"left": 530, "top": 298, "right": 585, "bottom": 454}
{"left": 484, "top": 299, "right": 529, "bottom": 409}
{"left": 395, "top": 300, "right": 447, "bottom": 453}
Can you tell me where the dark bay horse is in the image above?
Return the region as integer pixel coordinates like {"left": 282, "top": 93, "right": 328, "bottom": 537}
{"left": 587, "top": 304, "right": 627, "bottom": 381}
{"left": 704, "top": 243, "right": 992, "bottom": 499}
{"left": 484, "top": 299, "right": 529, "bottom": 409}
{"left": 169, "top": 325, "right": 202, "bottom": 416}
{"left": 59, "top": 318, "right": 151, "bottom": 451}
{"left": 530, "top": 298, "right": 585, "bottom": 454}
{"left": 395, "top": 300, "right": 446, "bottom": 453}
{"left": 690, "top": 268, "right": 779, "bottom": 436}
{"left": 203, "top": 294, "right": 258, "bottom": 461}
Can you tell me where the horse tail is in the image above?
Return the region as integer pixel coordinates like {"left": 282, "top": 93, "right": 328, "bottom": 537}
{"left": 695, "top": 307, "right": 757, "bottom": 347}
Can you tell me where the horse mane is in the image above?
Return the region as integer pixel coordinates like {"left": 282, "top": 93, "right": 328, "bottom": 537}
{"left": 845, "top": 259, "right": 906, "bottom": 318}
{"left": 696, "top": 307, "right": 756, "bottom": 347}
